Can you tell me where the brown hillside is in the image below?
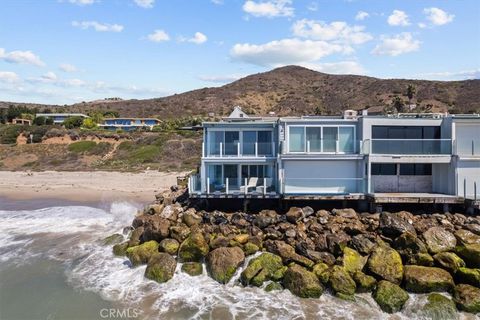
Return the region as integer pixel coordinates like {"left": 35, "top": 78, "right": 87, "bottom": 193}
{"left": 2, "top": 65, "right": 479, "bottom": 117}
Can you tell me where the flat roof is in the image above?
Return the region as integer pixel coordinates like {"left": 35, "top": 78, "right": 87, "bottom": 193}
{"left": 103, "top": 117, "right": 160, "bottom": 121}
{"left": 36, "top": 113, "right": 89, "bottom": 117}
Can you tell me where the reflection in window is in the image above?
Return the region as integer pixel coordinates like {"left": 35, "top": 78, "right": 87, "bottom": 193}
{"left": 289, "top": 127, "right": 305, "bottom": 152}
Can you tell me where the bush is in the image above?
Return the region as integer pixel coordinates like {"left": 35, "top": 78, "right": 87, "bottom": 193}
{"left": 33, "top": 116, "right": 46, "bottom": 126}
{"left": 45, "top": 117, "right": 54, "bottom": 125}
{"left": 68, "top": 141, "right": 97, "bottom": 153}
{"left": 82, "top": 118, "right": 97, "bottom": 129}
{"left": 0, "top": 125, "right": 24, "bottom": 144}
{"left": 89, "top": 142, "right": 112, "bottom": 155}
{"left": 64, "top": 116, "right": 85, "bottom": 129}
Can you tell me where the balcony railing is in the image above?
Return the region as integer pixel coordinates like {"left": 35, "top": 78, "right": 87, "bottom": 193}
{"left": 363, "top": 139, "right": 452, "bottom": 155}
{"left": 281, "top": 140, "right": 359, "bottom": 154}
{"left": 283, "top": 177, "right": 366, "bottom": 194}
{"left": 455, "top": 140, "right": 480, "bottom": 156}
{"left": 204, "top": 142, "right": 275, "bottom": 157}
{"left": 189, "top": 175, "right": 276, "bottom": 195}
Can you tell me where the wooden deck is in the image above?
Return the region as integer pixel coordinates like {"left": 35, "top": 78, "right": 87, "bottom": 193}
{"left": 366, "top": 193, "right": 465, "bottom": 204}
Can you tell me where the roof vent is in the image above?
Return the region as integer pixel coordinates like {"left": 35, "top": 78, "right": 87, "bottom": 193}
{"left": 343, "top": 109, "right": 358, "bottom": 119}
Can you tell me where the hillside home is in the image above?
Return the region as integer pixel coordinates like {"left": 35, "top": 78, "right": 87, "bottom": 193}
{"left": 189, "top": 107, "right": 480, "bottom": 209}
{"left": 98, "top": 118, "right": 161, "bottom": 131}
{"left": 36, "top": 113, "right": 89, "bottom": 124}
{"left": 11, "top": 118, "right": 32, "bottom": 125}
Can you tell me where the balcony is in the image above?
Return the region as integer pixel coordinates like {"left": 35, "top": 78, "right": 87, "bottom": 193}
{"left": 283, "top": 177, "right": 366, "bottom": 194}
{"left": 363, "top": 139, "right": 452, "bottom": 155}
{"left": 204, "top": 142, "right": 275, "bottom": 157}
{"left": 188, "top": 174, "right": 276, "bottom": 195}
{"left": 282, "top": 140, "right": 359, "bottom": 154}
{"left": 455, "top": 139, "right": 480, "bottom": 157}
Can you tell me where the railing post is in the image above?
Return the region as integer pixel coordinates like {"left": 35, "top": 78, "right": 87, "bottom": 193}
{"left": 307, "top": 140, "right": 310, "bottom": 153}
{"left": 202, "top": 142, "right": 205, "bottom": 157}
{"left": 219, "top": 142, "right": 223, "bottom": 157}
{"left": 263, "top": 179, "right": 266, "bottom": 195}
{"left": 207, "top": 177, "right": 210, "bottom": 194}
{"left": 464, "top": 178, "right": 467, "bottom": 199}
{"left": 474, "top": 182, "right": 477, "bottom": 201}
{"left": 255, "top": 142, "right": 258, "bottom": 157}
{"left": 272, "top": 141, "right": 275, "bottom": 156}
{"left": 473, "top": 140, "right": 475, "bottom": 156}
{"left": 226, "top": 178, "right": 229, "bottom": 194}
{"left": 336, "top": 140, "right": 339, "bottom": 153}
{"left": 244, "top": 178, "right": 248, "bottom": 195}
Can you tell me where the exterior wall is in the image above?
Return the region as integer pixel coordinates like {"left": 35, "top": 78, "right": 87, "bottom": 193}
{"left": 372, "top": 175, "right": 432, "bottom": 193}
{"left": 432, "top": 163, "right": 455, "bottom": 195}
{"left": 456, "top": 160, "right": 480, "bottom": 198}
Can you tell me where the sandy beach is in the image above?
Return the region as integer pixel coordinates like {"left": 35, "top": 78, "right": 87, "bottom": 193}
{"left": 0, "top": 171, "right": 186, "bottom": 203}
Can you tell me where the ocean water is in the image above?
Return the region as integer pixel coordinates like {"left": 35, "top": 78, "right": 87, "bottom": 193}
{"left": 0, "top": 200, "right": 477, "bottom": 320}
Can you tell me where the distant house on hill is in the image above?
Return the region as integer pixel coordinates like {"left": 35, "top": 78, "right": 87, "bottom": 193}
{"left": 11, "top": 118, "right": 32, "bottom": 125}
{"left": 98, "top": 118, "right": 161, "bottom": 131}
{"left": 36, "top": 113, "right": 89, "bottom": 124}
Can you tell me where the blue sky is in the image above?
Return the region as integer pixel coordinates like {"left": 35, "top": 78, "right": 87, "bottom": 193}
{"left": 0, "top": 0, "right": 479, "bottom": 104}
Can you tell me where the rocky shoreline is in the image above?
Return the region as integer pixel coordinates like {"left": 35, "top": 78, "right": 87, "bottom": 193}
{"left": 107, "top": 187, "right": 480, "bottom": 316}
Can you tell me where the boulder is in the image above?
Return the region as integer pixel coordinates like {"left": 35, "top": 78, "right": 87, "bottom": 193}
{"left": 182, "top": 208, "right": 202, "bottom": 227}
{"left": 366, "top": 244, "right": 404, "bottom": 284}
{"left": 126, "top": 240, "right": 159, "bottom": 267}
{"left": 159, "top": 204, "right": 181, "bottom": 221}
{"left": 113, "top": 242, "right": 129, "bottom": 256}
{"left": 453, "top": 284, "right": 480, "bottom": 314}
{"left": 433, "top": 252, "right": 465, "bottom": 272}
{"left": 326, "top": 232, "right": 351, "bottom": 256}
{"left": 351, "top": 234, "right": 375, "bottom": 255}
{"left": 181, "top": 262, "right": 203, "bottom": 276}
{"left": 144, "top": 203, "right": 164, "bottom": 215}
{"left": 283, "top": 264, "right": 324, "bottom": 298}
{"left": 243, "top": 242, "right": 260, "bottom": 256}
{"left": 380, "top": 212, "right": 416, "bottom": 238}
{"left": 240, "top": 253, "right": 284, "bottom": 286}
{"left": 159, "top": 238, "right": 180, "bottom": 255}
{"left": 209, "top": 235, "right": 230, "bottom": 249}
{"left": 342, "top": 247, "right": 367, "bottom": 274}
{"left": 265, "top": 282, "right": 283, "bottom": 292}
{"left": 373, "top": 280, "right": 409, "bottom": 314}
{"left": 144, "top": 253, "right": 176, "bottom": 283}
{"left": 312, "top": 263, "right": 330, "bottom": 284}
{"left": 393, "top": 232, "right": 428, "bottom": 257}
{"left": 286, "top": 207, "right": 304, "bottom": 223}
{"left": 352, "top": 271, "right": 376, "bottom": 293}
{"left": 332, "top": 208, "right": 357, "bottom": 219}
{"left": 128, "top": 226, "right": 144, "bottom": 247}
{"left": 302, "top": 206, "right": 314, "bottom": 218}
{"left": 403, "top": 265, "right": 454, "bottom": 293}
{"left": 455, "top": 229, "right": 480, "bottom": 245}
{"left": 264, "top": 240, "right": 314, "bottom": 268}
{"left": 233, "top": 234, "right": 249, "bottom": 244}
{"left": 206, "top": 247, "right": 245, "bottom": 284}
{"left": 103, "top": 233, "right": 124, "bottom": 246}
{"left": 141, "top": 217, "right": 170, "bottom": 243}
{"left": 328, "top": 265, "right": 356, "bottom": 299}
{"left": 169, "top": 224, "right": 191, "bottom": 243}
{"left": 455, "top": 267, "right": 480, "bottom": 287}
{"left": 409, "top": 252, "right": 435, "bottom": 266}
{"left": 178, "top": 232, "right": 209, "bottom": 262}
{"left": 455, "top": 243, "right": 480, "bottom": 267}
{"left": 419, "top": 293, "right": 458, "bottom": 320}
{"left": 423, "top": 227, "right": 457, "bottom": 254}
{"left": 253, "top": 210, "right": 278, "bottom": 229}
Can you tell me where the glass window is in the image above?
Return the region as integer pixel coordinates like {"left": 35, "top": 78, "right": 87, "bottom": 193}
{"left": 306, "top": 127, "right": 322, "bottom": 152}
{"left": 323, "top": 127, "right": 338, "bottom": 152}
{"left": 400, "top": 164, "right": 432, "bottom": 175}
{"left": 242, "top": 131, "right": 256, "bottom": 155}
{"left": 289, "top": 127, "right": 305, "bottom": 152}
{"left": 372, "top": 164, "right": 397, "bottom": 175}
{"left": 224, "top": 131, "right": 239, "bottom": 155}
{"left": 208, "top": 165, "right": 222, "bottom": 185}
{"left": 399, "top": 164, "right": 415, "bottom": 175}
{"left": 339, "top": 127, "right": 354, "bottom": 153}
{"left": 209, "top": 131, "right": 223, "bottom": 155}
{"left": 258, "top": 131, "right": 272, "bottom": 155}
{"left": 224, "top": 165, "right": 238, "bottom": 186}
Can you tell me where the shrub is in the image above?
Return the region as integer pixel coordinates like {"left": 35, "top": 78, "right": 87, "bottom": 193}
{"left": 64, "top": 116, "right": 85, "bottom": 129}
{"left": 33, "top": 116, "right": 46, "bottom": 126}
{"left": 82, "top": 118, "right": 97, "bottom": 129}
{"left": 0, "top": 125, "right": 24, "bottom": 144}
{"left": 68, "top": 141, "right": 97, "bottom": 153}
{"left": 89, "top": 142, "right": 112, "bottom": 155}
{"left": 45, "top": 117, "right": 54, "bottom": 125}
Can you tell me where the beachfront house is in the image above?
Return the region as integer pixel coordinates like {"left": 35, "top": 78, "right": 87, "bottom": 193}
{"left": 98, "top": 118, "right": 161, "bottom": 131}
{"left": 189, "top": 107, "right": 480, "bottom": 210}
{"left": 36, "top": 113, "right": 89, "bottom": 124}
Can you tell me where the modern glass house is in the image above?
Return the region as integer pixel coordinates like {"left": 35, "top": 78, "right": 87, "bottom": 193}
{"left": 98, "top": 118, "right": 161, "bottom": 131}
{"left": 189, "top": 107, "right": 480, "bottom": 204}
{"left": 36, "top": 113, "right": 89, "bottom": 124}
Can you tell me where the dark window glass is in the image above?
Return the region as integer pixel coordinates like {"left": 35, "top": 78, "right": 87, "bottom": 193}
{"left": 399, "top": 164, "right": 432, "bottom": 175}
{"left": 372, "top": 164, "right": 397, "bottom": 175}
{"left": 423, "top": 127, "right": 440, "bottom": 139}
{"left": 406, "top": 127, "right": 422, "bottom": 139}
{"left": 372, "top": 126, "right": 388, "bottom": 139}
{"left": 400, "top": 164, "right": 415, "bottom": 175}
{"left": 372, "top": 126, "right": 441, "bottom": 140}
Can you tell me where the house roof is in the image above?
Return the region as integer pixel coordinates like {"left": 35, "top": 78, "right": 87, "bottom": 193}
{"left": 36, "top": 113, "right": 89, "bottom": 117}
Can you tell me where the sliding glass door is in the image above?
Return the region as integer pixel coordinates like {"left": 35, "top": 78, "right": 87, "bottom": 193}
{"left": 323, "top": 127, "right": 338, "bottom": 152}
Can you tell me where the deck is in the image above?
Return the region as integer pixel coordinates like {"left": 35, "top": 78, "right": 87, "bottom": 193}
{"left": 366, "top": 193, "right": 465, "bottom": 204}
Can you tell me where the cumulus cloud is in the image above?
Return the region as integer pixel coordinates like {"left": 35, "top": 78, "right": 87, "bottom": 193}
{"left": 198, "top": 74, "right": 246, "bottom": 83}
{"left": 231, "top": 39, "right": 351, "bottom": 67}
{"left": 307, "top": 2, "right": 318, "bottom": 12}
{"left": 387, "top": 10, "right": 410, "bottom": 26}
{"left": 72, "top": 21, "right": 124, "bottom": 32}
{"left": 133, "top": 0, "right": 154, "bottom": 8}
{"left": 372, "top": 32, "right": 420, "bottom": 56}
{"left": 0, "top": 71, "right": 20, "bottom": 83}
{"left": 424, "top": 7, "right": 454, "bottom": 26}
{"left": 180, "top": 32, "right": 208, "bottom": 44}
{"left": 292, "top": 19, "right": 373, "bottom": 45}
{"left": 211, "top": 0, "right": 223, "bottom": 4}
{"left": 67, "top": 0, "right": 95, "bottom": 5}
{"left": 59, "top": 63, "right": 78, "bottom": 73}
{"left": 242, "top": 0, "right": 294, "bottom": 18}
{"left": 355, "top": 11, "right": 369, "bottom": 21}
{"left": 0, "top": 48, "right": 45, "bottom": 66}
{"left": 147, "top": 30, "right": 170, "bottom": 42}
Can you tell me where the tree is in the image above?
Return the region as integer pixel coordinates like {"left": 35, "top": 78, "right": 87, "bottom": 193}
{"left": 392, "top": 96, "right": 404, "bottom": 113}
{"left": 63, "top": 116, "right": 84, "bottom": 129}
{"left": 33, "top": 116, "right": 46, "bottom": 126}
{"left": 82, "top": 118, "right": 97, "bottom": 129}
{"left": 45, "top": 117, "right": 54, "bottom": 125}
{"left": 406, "top": 84, "right": 416, "bottom": 105}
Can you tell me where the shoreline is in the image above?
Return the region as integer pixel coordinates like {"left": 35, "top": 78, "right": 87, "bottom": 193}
{"left": 0, "top": 170, "right": 185, "bottom": 204}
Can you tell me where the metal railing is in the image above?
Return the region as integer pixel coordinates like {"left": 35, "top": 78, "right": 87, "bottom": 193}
{"left": 282, "top": 139, "right": 359, "bottom": 154}
{"left": 203, "top": 177, "right": 275, "bottom": 195}
{"left": 363, "top": 139, "right": 452, "bottom": 155}
{"left": 203, "top": 142, "right": 275, "bottom": 157}
{"left": 283, "top": 177, "right": 366, "bottom": 194}
{"left": 455, "top": 140, "right": 480, "bottom": 156}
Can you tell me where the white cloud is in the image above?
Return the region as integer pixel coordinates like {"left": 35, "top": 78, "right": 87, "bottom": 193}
{"left": 387, "top": 10, "right": 410, "bottom": 26}
{"left": 418, "top": 22, "right": 427, "bottom": 29}
{"left": 0, "top": 71, "right": 20, "bottom": 83}
{"left": 0, "top": 48, "right": 45, "bottom": 66}
{"left": 307, "top": 2, "right": 318, "bottom": 12}
{"left": 292, "top": 19, "right": 373, "bottom": 45}
{"left": 298, "top": 61, "right": 366, "bottom": 75}
{"left": 133, "top": 0, "right": 154, "bottom": 8}
{"left": 180, "top": 32, "right": 208, "bottom": 44}
{"left": 59, "top": 63, "right": 78, "bottom": 72}
{"left": 231, "top": 38, "right": 351, "bottom": 67}
{"left": 211, "top": 0, "right": 223, "bottom": 4}
{"left": 372, "top": 32, "right": 420, "bottom": 56}
{"left": 355, "top": 11, "right": 369, "bottom": 21}
{"left": 242, "top": 0, "right": 294, "bottom": 18}
{"left": 72, "top": 21, "right": 124, "bottom": 32}
{"left": 198, "top": 74, "right": 246, "bottom": 83}
{"left": 41, "top": 71, "right": 58, "bottom": 82}
{"left": 424, "top": 7, "right": 454, "bottom": 26}
{"left": 416, "top": 69, "right": 480, "bottom": 81}
{"left": 67, "top": 0, "right": 95, "bottom": 5}
{"left": 62, "top": 78, "right": 86, "bottom": 87}
{"left": 147, "top": 30, "right": 170, "bottom": 42}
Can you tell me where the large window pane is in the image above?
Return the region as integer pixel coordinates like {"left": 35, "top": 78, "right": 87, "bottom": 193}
{"left": 339, "top": 127, "right": 354, "bottom": 153}
{"left": 224, "top": 164, "right": 238, "bottom": 186}
{"left": 372, "top": 164, "right": 397, "bottom": 175}
{"left": 323, "top": 127, "right": 338, "bottom": 152}
{"left": 224, "top": 131, "right": 239, "bottom": 155}
{"left": 242, "top": 131, "right": 256, "bottom": 155}
{"left": 258, "top": 131, "right": 272, "bottom": 155}
{"left": 306, "top": 127, "right": 322, "bottom": 152}
{"left": 289, "top": 127, "right": 305, "bottom": 152}
{"left": 209, "top": 131, "right": 223, "bottom": 155}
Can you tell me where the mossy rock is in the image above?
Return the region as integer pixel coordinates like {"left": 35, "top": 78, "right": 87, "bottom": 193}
{"left": 206, "top": 247, "right": 245, "bottom": 284}
{"left": 113, "top": 242, "right": 129, "bottom": 256}
{"left": 455, "top": 267, "right": 480, "bottom": 287}
{"left": 127, "top": 227, "right": 144, "bottom": 247}
{"left": 271, "top": 266, "right": 288, "bottom": 281}
{"left": 342, "top": 247, "right": 367, "bottom": 274}
{"left": 240, "top": 252, "right": 284, "bottom": 286}
{"left": 453, "top": 284, "right": 480, "bottom": 314}
{"left": 181, "top": 262, "right": 203, "bottom": 276}
{"left": 328, "top": 265, "right": 356, "bottom": 299}
{"left": 312, "top": 263, "right": 330, "bottom": 285}
{"left": 373, "top": 280, "right": 409, "bottom": 314}
{"left": 455, "top": 244, "right": 480, "bottom": 268}
{"left": 409, "top": 252, "right": 435, "bottom": 266}
{"left": 144, "top": 252, "right": 176, "bottom": 283}
{"left": 103, "top": 233, "right": 124, "bottom": 246}
{"left": 404, "top": 265, "right": 454, "bottom": 293}
{"left": 243, "top": 242, "right": 260, "bottom": 256}
{"left": 433, "top": 252, "right": 465, "bottom": 273}
{"left": 283, "top": 264, "right": 324, "bottom": 298}
{"left": 367, "top": 244, "right": 404, "bottom": 284}
{"left": 159, "top": 238, "right": 180, "bottom": 255}
{"left": 265, "top": 282, "right": 283, "bottom": 292}
{"left": 233, "top": 234, "right": 249, "bottom": 244}
{"left": 353, "top": 271, "right": 376, "bottom": 293}
{"left": 126, "top": 240, "right": 159, "bottom": 267}
{"left": 178, "top": 232, "right": 209, "bottom": 262}
{"left": 419, "top": 293, "right": 458, "bottom": 320}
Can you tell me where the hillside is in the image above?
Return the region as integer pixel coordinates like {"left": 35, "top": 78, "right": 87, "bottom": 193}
{"left": 2, "top": 66, "right": 480, "bottom": 117}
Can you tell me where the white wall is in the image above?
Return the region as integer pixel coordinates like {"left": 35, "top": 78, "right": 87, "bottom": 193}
{"left": 457, "top": 160, "right": 480, "bottom": 198}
